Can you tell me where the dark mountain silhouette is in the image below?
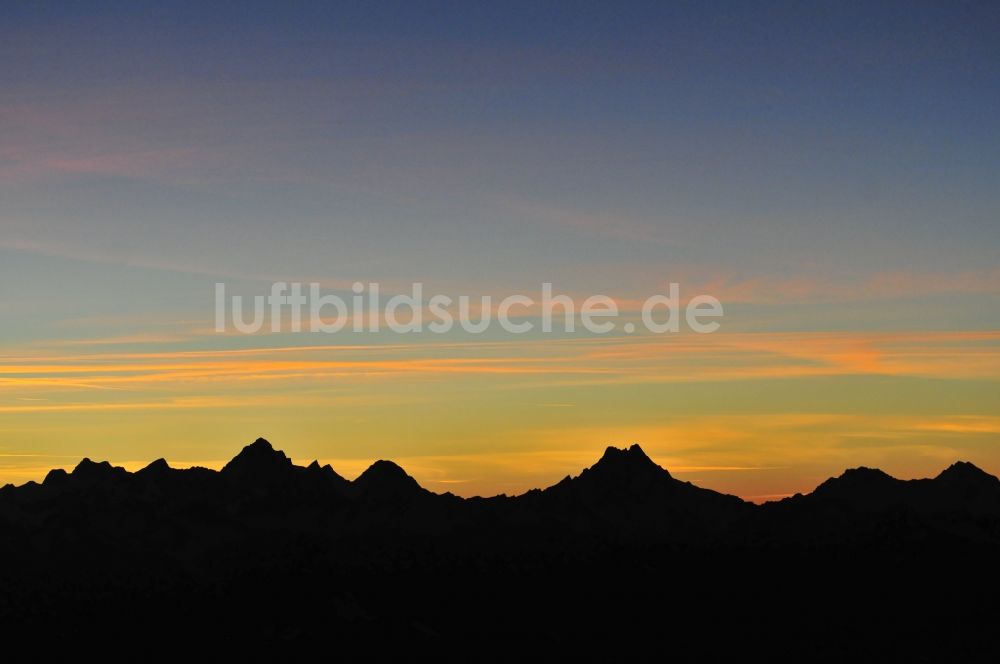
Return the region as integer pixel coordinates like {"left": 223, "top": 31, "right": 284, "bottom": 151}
{"left": 305, "top": 458, "right": 352, "bottom": 491}
{"left": 809, "top": 466, "right": 904, "bottom": 508}
{"left": 543, "top": 444, "right": 746, "bottom": 510}
{"left": 221, "top": 436, "right": 294, "bottom": 479}
{"left": 504, "top": 444, "right": 752, "bottom": 540}
{"left": 137, "top": 457, "right": 171, "bottom": 476}
{"left": 72, "top": 457, "right": 128, "bottom": 484}
{"left": 778, "top": 461, "right": 1000, "bottom": 518}
{"left": 936, "top": 460, "right": 1000, "bottom": 492}
{"left": 1, "top": 437, "right": 999, "bottom": 656}
{"left": 353, "top": 459, "right": 429, "bottom": 502}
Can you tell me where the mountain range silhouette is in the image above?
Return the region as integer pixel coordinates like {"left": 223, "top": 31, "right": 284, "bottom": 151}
{"left": 2, "top": 437, "right": 999, "bottom": 656}
{"left": 8, "top": 437, "right": 999, "bottom": 522}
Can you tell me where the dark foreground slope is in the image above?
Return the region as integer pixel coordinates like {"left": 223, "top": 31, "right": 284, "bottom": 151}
{"left": 2, "top": 439, "right": 999, "bottom": 657}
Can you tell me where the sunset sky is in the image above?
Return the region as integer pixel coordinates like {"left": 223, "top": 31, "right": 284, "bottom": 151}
{"left": 2, "top": 2, "right": 998, "bottom": 500}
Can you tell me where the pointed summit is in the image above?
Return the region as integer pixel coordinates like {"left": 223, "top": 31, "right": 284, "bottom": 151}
{"left": 935, "top": 461, "right": 998, "bottom": 487}
{"left": 73, "top": 457, "right": 106, "bottom": 473}
{"left": 594, "top": 444, "right": 663, "bottom": 473}
{"left": 305, "top": 459, "right": 352, "bottom": 493}
{"left": 547, "top": 443, "right": 673, "bottom": 497}
{"left": 580, "top": 444, "right": 671, "bottom": 488}
{"left": 243, "top": 437, "right": 279, "bottom": 454}
{"left": 138, "top": 458, "right": 171, "bottom": 475}
{"left": 928, "top": 461, "right": 1000, "bottom": 512}
{"left": 222, "top": 437, "right": 294, "bottom": 481}
{"left": 539, "top": 443, "right": 746, "bottom": 521}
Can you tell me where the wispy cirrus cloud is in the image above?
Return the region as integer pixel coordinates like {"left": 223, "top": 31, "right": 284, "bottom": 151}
{"left": 692, "top": 268, "right": 1000, "bottom": 304}
{"left": 2, "top": 330, "right": 997, "bottom": 401}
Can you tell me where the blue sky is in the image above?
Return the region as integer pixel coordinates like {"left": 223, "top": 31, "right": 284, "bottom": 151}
{"left": 3, "top": 1, "right": 997, "bottom": 287}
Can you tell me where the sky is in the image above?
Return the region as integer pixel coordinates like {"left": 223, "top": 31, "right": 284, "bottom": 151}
{"left": 1, "top": 1, "right": 998, "bottom": 500}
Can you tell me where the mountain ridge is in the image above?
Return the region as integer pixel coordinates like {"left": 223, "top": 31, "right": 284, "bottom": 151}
{"left": 3, "top": 437, "right": 1000, "bottom": 654}
{"left": 2, "top": 437, "right": 996, "bottom": 507}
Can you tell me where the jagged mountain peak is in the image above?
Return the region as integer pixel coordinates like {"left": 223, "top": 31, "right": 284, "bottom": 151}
{"left": 596, "top": 443, "right": 660, "bottom": 468}
{"left": 305, "top": 459, "right": 350, "bottom": 486}
{"left": 935, "top": 460, "right": 997, "bottom": 485}
{"left": 222, "top": 437, "right": 293, "bottom": 477}
{"left": 585, "top": 444, "right": 670, "bottom": 482}
{"left": 138, "top": 458, "right": 171, "bottom": 474}
{"left": 811, "top": 466, "right": 900, "bottom": 500}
